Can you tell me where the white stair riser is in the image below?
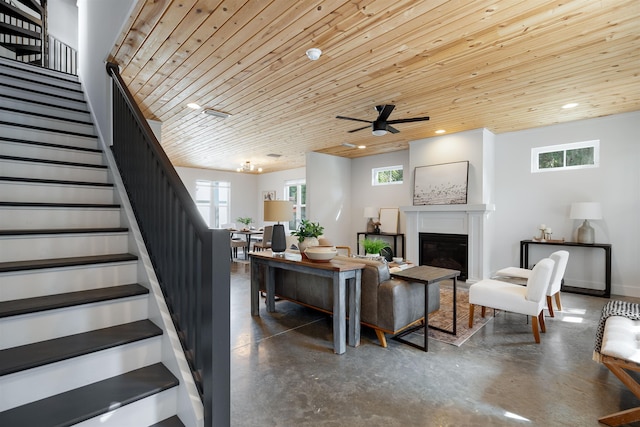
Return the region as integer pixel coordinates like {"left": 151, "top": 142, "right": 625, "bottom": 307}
{"left": 0, "top": 261, "right": 138, "bottom": 301}
{"left": 1, "top": 160, "right": 109, "bottom": 182}
{"left": 0, "top": 110, "right": 95, "bottom": 136}
{"left": 75, "top": 388, "right": 179, "bottom": 427}
{"left": 0, "top": 123, "right": 98, "bottom": 149}
{"left": 0, "top": 296, "right": 149, "bottom": 349}
{"left": 0, "top": 337, "right": 162, "bottom": 412}
{"left": 0, "top": 181, "right": 114, "bottom": 204}
{"left": 0, "top": 58, "right": 81, "bottom": 87}
{"left": 0, "top": 97, "right": 92, "bottom": 122}
{"left": 0, "top": 233, "right": 129, "bottom": 262}
{"left": 0, "top": 207, "right": 122, "bottom": 229}
{"left": 0, "top": 141, "right": 104, "bottom": 165}
{"left": 0, "top": 85, "right": 87, "bottom": 111}
{"left": 0, "top": 74, "right": 86, "bottom": 101}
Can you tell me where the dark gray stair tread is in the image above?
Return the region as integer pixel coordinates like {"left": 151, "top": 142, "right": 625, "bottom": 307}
{"left": 0, "top": 253, "right": 138, "bottom": 273}
{"left": 0, "top": 154, "right": 106, "bottom": 169}
{"left": 0, "top": 283, "right": 148, "bottom": 318}
{"left": 0, "top": 201, "right": 118, "bottom": 208}
{"left": 0, "top": 176, "right": 112, "bottom": 187}
{"left": 150, "top": 416, "right": 186, "bottom": 427}
{"left": 0, "top": 319, "right": 161, "bottom": 375}
{"left": 0, "top": 227, "right": 127, "bottom": 236}
{"left": 0, "top": 363, "right": 178, "bottom": 426}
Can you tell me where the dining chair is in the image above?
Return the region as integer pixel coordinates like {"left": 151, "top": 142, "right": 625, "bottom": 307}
{"left": 253, "top": 225, "right": 273, "bottom": 251}
{"left": 469, "top": 258, "right": 554, "bottom": 343}
{"left": 494, "top": 250, "right": 569, "bottom": 317}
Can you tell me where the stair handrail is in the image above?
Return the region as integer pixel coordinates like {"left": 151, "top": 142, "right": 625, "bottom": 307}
{"left": 106, "top": 62, "right": 230, "bottom": 427}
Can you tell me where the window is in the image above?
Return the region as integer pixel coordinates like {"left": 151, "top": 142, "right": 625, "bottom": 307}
{"left": 195, "top": 180, "right": 230, "bottom": 228}
{"left": 372, "top": 165, "right": 403, "bottom": 185}
{"left": 285, "top": 179, "right": 306, "bottom": 231}
{"left": 532, "top": 140, "right": 599, "bottom": 173}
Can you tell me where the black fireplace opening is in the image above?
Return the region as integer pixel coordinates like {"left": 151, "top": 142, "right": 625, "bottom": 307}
{"left": 419, "top": 233, "right": 468, "bottom": 281}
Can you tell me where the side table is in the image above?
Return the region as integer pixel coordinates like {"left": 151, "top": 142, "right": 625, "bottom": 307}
{"left": 390, "top": 265, "right": 460, "bottom": 352}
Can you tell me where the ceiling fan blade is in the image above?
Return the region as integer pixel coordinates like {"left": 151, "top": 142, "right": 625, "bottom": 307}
{"left": 348, "top": 125, "right": 371, "bottom": 133}
{"left": 387, "top": 125, "right": 400, "bottom": 134}
{"left": 376, "top": 104, "right": 395, "bottom": 121}
{"left": 387, "top": 116, "right": 430, "bottom": 124}
{"left": 336, "top": 115, "right": 372, "bottom": 124}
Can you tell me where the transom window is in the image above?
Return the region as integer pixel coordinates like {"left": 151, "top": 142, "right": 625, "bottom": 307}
{"left": 532, "top": 140, "right": 600, "bottom": 173}
{"left": 372, "top": 165, "right": 404, "bottom": 186}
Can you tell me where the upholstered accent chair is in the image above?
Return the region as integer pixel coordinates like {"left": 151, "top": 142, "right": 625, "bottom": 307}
{"left": 468, "top": 258, "right": 554, "bottom": 343}
{"left": 494, "top": 250, "right": 569, "bottom": 317}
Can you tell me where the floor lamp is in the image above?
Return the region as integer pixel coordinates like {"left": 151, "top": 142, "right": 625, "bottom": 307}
{"left": 264, "top": 200, "right": 293, "bottom": 255}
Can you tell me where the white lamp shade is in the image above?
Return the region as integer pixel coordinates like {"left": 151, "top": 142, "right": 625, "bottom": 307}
{"left": 264, "top": 200, "right": 293, "bottom": 222}
{"left": 363, "top": 206, "right": 377, "bottom": 218}
{"left": 570, "top": 202, "right": 602, "bottom": 220}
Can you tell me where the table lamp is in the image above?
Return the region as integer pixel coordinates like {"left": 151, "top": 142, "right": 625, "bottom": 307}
{"left": 569, "top": 202, "right": 602, "bottom": 244}
{"left": 363, "top": 206, "right": 378, "bottom": 233}
{"left": 264, "top": 200, "right": 293, "bottom": 254}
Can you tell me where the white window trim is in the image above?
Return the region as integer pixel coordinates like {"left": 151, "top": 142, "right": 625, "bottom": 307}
{"left": 531, "top": 140, "right": 600, "bottom": 173}
{"left": 372, "top": 165, "right": 404, "bottom": 186}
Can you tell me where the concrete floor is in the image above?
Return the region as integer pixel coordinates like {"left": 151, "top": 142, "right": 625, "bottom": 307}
{"left": 230, "top": 261, "right": 640, "bottom": 426}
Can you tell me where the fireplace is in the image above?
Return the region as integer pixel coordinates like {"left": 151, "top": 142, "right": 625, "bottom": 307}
{"left": 420, "top": 233, "right": 468, "bottom": 281}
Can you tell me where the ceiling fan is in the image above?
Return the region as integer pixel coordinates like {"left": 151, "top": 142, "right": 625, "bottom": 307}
{"left": 336, "top": 104, "right": 430, "bottom": 136}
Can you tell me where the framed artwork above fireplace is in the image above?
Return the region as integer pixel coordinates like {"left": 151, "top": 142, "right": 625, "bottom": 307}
{"left": 413, "top": 161, "right": 469, "bottom": 205}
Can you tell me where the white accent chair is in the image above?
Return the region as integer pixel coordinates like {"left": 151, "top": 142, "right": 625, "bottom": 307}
{"left": 495, "top": 250, "right": 569, "bottom": 317}
{"left": 468, "top": 258, "right": 554, "bottom": 343}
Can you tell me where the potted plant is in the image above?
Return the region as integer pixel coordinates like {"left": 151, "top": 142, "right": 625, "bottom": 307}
{"left": 291, "top": 219, "right": 324, "bottom": 252}
{"left": 237, "top": 217, "right": 253, "bottom": 230}
{"left": 361, "top": 238, "right": 388, "bottom": 256}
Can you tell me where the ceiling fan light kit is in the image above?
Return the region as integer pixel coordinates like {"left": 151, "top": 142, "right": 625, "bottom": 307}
{"left": 336, "top": 104, "right": 429, "bottom": 136}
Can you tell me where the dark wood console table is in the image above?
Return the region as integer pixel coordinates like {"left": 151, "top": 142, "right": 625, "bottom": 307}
{"left": 356, "top": 232, "right": 405, "bottom": 258}
{"left": 520, "top": 239, "right": 611, "bottom": 298}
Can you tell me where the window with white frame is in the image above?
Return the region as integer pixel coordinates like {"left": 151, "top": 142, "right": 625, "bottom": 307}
{"left": 195, "top": 180, "right": 231, "bottom": 228}
{"left": 532, "top": 140, "right": 599, "bottom": 173}
{"left": 285, "top": 179, "right": 306, "bottom": 231}
{"left": 372, "top": 165, "right": 403, "bottom": 185}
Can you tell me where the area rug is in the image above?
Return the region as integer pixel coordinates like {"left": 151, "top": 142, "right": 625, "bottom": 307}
{"left": 410, "top": 281, "right": 493, "bottom": 347}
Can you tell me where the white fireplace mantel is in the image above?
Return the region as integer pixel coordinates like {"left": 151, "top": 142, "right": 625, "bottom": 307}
{"left": 401, "top": 204, "right": 495, "bottom": 282}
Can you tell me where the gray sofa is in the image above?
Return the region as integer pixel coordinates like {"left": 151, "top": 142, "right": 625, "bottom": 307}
{"left": 257, "top": 256, "right": 440, "bottom": 347}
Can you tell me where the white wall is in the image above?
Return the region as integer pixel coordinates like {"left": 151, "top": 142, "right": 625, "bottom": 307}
{"left": 48, "top": 0, "right": 78, "bottom": 49}
{"left": 349, "top": 150, "right": 412, "bottom": 254}
{"left": 306, "top": 152, "right": 352, "bottom": 247}
{"left": 257, "top": 167, "right": 305, "bottom": 228}
{"left": 175, "top": 166, "right": 258, "bottom": 228}
{"left": 77, "top": 0, "right": 136, "bottom": 145}
{"left": 493, "top": 111, "right": 640, "bottom": 296}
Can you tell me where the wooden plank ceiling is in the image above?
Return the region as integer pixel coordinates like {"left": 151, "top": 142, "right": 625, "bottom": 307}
{"left": 109, "top": 0, "right": 640, "bottom": 173}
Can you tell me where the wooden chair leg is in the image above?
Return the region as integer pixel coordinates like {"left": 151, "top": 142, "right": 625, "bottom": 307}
{"left": 554, "top": 292, "right": 562, "bottom": 312}
{"left": 469, "top": 304, "right": 475, "bottom": 328}
{"left": 531, "top": 316, "right": 541, "bottom": 343}
{"left": 538, "top": 311, "right": 546, "bottom": 333}
{"left": 375, "top": 329, "right": 387, "bottom": 348}
{"left": 546, "top": 295, "right": 555, "bottom": 317}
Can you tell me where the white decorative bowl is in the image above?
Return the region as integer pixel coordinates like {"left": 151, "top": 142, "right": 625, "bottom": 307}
{"left": 304, "top": 245, "right": 338, "bottom": 262}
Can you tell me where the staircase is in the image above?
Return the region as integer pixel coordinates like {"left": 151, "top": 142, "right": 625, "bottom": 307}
{"left": 0, "top": 58, "right": 190, "bottom": 425}
{"left": 0, "top": 0, "right": 46, "bottom": 67}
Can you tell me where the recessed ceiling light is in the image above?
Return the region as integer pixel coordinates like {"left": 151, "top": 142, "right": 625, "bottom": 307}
{"left": 562, "top": 103, "right": 579, "bottom": 109}
{"left": 358, "top": 145, "right": 366, "bottom": 149}
{"left": 435, "top": 129, "right": 446, "bottom": 134}
{"left": 187, "top": 102, "right": 201, "bottom": 109}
